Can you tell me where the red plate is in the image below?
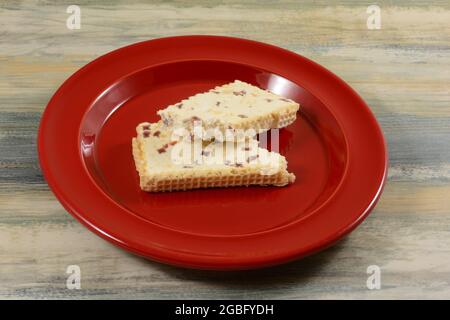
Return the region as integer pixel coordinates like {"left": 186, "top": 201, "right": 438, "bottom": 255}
{"left": 38, "top": 36, "right": 387, "bottom": 270}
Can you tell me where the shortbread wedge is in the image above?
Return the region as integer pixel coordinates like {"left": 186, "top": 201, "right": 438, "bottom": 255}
{"left": 157, "top": 80, "right": 300, "bottom": 137}
{"left": 132, "top": 122, "right": 295, "bottom": 192}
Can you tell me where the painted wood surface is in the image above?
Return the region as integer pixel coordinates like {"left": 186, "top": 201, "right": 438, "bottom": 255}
{"left": 0, "top": 0, "right": 449, "bottom": 299}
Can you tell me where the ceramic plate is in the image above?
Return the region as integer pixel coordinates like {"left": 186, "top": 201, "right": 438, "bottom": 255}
{"left": 38, "top": 36, "right": 387, "bottom": 270}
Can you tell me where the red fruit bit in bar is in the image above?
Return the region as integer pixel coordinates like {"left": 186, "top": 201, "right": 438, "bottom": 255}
{"left": 153, "top": 131, "right": 161, "bottom": 137}
{"left": 233, "top": 90, "right": 246, "bottom": 96}
{"left": 142, "top": 125, "right": 150, "bottom": 130}
{"left": 143, "top": 131, "right": 150, "bottom": 138}
{"left": 191, "top": 116, "right": 201, "bottom": 121}
{"left": 169, "top": 141, "right": 178, "bottom": 146}
{"left": 157, "top": 148, "right": 166, "bottom": 154}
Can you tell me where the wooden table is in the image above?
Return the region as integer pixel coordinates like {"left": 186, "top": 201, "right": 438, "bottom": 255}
{"left": 1, "top": 1, "right": 449, "bottom": 299}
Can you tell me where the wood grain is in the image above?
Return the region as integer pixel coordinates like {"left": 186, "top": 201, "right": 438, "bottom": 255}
{"left": 1, "top": 0, "right": 449, "bottom": 299}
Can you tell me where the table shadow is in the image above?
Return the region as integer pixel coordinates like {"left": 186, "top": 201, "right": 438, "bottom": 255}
{"left": 126, "top": 237, "right": 349, "bottom": 291}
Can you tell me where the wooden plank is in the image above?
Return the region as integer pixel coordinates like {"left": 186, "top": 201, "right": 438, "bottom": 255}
{"left": 1, "top": 0, "right": 449, "bottom": 299}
